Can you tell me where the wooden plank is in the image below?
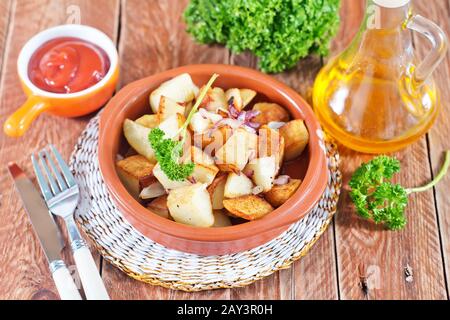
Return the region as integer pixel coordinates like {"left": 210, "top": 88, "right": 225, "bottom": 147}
{"left": 0, "top": 0, "right": 12, "bottom": 74}
{"left": 332, "top": 0, "right": 447, "bottom": 300}
{"left": 117, "top": 0, "right": 229, "bottom": 87}
{"left": 0, "top": 0, "right": 120, "bottom": 300}
{"left": 413, "top": 0, "right": 450, "bottom": 297}
{"left": 101, "top": 0, "right": 231, "bottom": 299}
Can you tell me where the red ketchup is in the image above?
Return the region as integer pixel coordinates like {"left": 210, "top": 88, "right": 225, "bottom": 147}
{"left": 28, "top": 37, "right": 110, "bottom": 94}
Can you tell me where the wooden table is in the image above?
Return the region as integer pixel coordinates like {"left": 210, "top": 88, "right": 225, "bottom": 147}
{"left": 1, "top": 0, "right": 449, "bottom": 300}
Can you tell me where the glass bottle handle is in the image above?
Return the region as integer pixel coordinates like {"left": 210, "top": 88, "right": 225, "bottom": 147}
{"left": 407, "top": 14, "right": 448, "bottom": 84}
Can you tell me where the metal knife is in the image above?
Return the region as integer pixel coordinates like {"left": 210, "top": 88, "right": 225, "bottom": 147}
{"left": 8, "top": 163, "right": 82, "bottom": 300}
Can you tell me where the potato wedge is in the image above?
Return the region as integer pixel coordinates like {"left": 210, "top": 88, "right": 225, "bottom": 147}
{"left": 207, "top": 174, "right": 227, "bottom": 210}
{"left": 223, "top": 195, "right": 274, "bottom": 220}
{"left": 225, "top": 88, "right": 243, "bottom": 111}
{"left": 253, "top": 103, "right": 290, "bottom": 125}
{"left": 264, "top": 179, "right": 302, "bottom": 207}
{"left": 147, "top": 195, "right": 172, "bottom": 220}
{"left": 158, "top": 96, "right": 186, "bottom": 121}
{"left": 167, "top": 183, "right": 214, "bottom": 227}
{"left": 240, "top": 89, "right": 257, "bottom": 108}
{"left": 224, "top": 173, "right": 253, "bottom": 198}
{"left": 116, "top": 155, "right": 156, "bottom": 199}
{"left": 150, "top": 73, "right": 199, "bottom": 113}
{"left": 191, "top": 163, "right": 219, "bottom": 186}
{"left": 123, "top": 119, "right": 156, "bottom": 162}
{"left": 245, "top": 156, "right": 277, "bottom": 192}
{"left": 212, "top": 210, "right": 232, "bottom": 227}
{"left": 153, "top": 162, "right": 191, "bottom": 190}
{"left": 135, "top": 114, "right": 160, "bottom": 129}
{"left": 279, "top": 119, "right": 309, "bottom": 161}
{"left": 215, "top": 128, "right": 258, "bottom": 172}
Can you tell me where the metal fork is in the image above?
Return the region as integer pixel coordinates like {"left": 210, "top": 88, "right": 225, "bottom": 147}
{"left": 32, "top": 145, "right": 110, "bottom": 300}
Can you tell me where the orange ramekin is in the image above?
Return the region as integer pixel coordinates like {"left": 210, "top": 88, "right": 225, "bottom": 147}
{"left": 4, "top": 24, "right": 119, "bottom": 137}
{"left": 98, "top": 64, "right": 329, "bottom": 256}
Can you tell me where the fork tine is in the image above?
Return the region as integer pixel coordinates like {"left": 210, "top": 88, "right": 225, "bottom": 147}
{"left": 43, "top": 149, "right": 67, "bottom": 191}
{"left": 38, "top": 151, "right": 60, "bottom": 195}
{"left": 50, "top": 145, "right": 76, "bottom": 187}
{"left": 31, "top": 154, "right": 54, "bottom": 201}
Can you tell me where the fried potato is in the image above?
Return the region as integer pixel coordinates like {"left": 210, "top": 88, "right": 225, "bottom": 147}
{"left": 225, "top": 88, "right": 243, "bottom": 111}
{"left": 215, "top": 128, "right": 258, "bottom": 172}
{"left": 135, "top": 114, "right": 160, "bottom": 129}
{"left": 150, "top": 73, "right": 199, "bottom": 113}
{"left": 191, "top": 163, "right": 219, "bottom": 186}
{"left": 123, "top": 119, "right": 156, "bottom": 162}
{"left": 258, "top": 125, "right": 284, "bottom": 173}
{"left": 158, "top": 96, "right": 186, "bottom": 121}
{"left": 240, "top": 89, "right": 257, "bottom": 108}
{"left": 212, "top": 210, "right": 232, "bottom": 227}
{"left": 189, "top": 112, "right": 212, "bottom": 134}
{"left": 279, "top": 119, "right": 309, "bottom": 161}
{"left": 147, "top": 195, "right": 172, "bottom": 220}
{"left": 153, "top": 162, "right": 191, "bottom": 190}
{"left": 158, "top": 113, "right": 185, "bottom": 139}
{"left": 224, "top": 172, "right": 253, "bottom": 198}
{"left": 196, "top": 125, "right": 233, "bottom": 153}
{"left": 253, "top": 103, "right": 290, "bottom": 125}
{"left": 245, "top": 156, "right": 277, "bottom": 192}
{"left": 116, "top": 155, "right": 156, "bottom": 199}
{"left": 189, "top": 146, "right": 215, "bottom": 166}
{"left": 207, "top": 174, "right": 227, "bottom": 210}
{"left": 167, "top": 183, "right": 214, "bottom": 227}
{"left": 198, "top": 86, "right": 227, "bottom": 112}
{"left": 264, "top": 179, "right": 302, "bottom": 207}
{"left": 223, "top": 195, "right": 274, "bottom": 220}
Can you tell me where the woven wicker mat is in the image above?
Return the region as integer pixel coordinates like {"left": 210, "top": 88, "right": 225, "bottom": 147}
{"left": 69, "top": 114, "right": 341, "bottom": 292}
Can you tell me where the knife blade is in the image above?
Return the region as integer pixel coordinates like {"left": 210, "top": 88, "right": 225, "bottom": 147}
{"left": 8, "top": 163, "right": 63, "bottom": 262}
{"left": 8, "top": 163, "right": 82, "bottom": 300}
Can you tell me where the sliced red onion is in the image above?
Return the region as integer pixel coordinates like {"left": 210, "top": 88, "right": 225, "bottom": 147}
{"left": 248, "top": 149, "right": 257, "bottom": 162}
{"left": 274, "top": 175, "right": 291, "bottom": 186}
{"left": 237, "top": 111, "right": 246, "bottom": 122}
{"left": 228, "top": 104, "right": 239, "bottom": 118}
{"left": 243, "top": 169, "right": 254, "bottom": 178}
{"left": 220, "top": 118, "right": 243, "bottom": 129}
{"left": 116, "top": 154, "right": 124, "bottom": 161}
{"left": 245, "top": 110, "right": 260, "bottom": 121}
{"left": 187, "top": 176, "right": 197, "bottom": 184}
{"left": 198, "top": 108, "right": 223, "bottom": 123}
{"left": 252, "top": 185, "right": 264, "bottom": 195}
{"left": 140, "top": 182, "right": 166, "bottom": 199}
{"left": 267, "top": 121, "right": 287, "bottom": 130}
{"left": 246, "top": 121, "right": 261, "bottom": 129}
{"left": 243, "top": 125, "right": 256, "bottom": 134}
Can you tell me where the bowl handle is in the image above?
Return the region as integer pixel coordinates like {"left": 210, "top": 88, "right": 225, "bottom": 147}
{"left": 3, "top": 96, "right": 50, "bottom": 137}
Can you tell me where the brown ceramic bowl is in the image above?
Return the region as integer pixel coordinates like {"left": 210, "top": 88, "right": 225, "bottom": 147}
{"left": 98, "top": 64, "right": 328, "bottom": 255}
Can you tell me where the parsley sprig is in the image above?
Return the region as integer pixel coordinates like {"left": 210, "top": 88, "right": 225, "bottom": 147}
{"left": 349, "top": 151, "right": 450, "bottom": 230}
{"left": 148, "top": 74, "right": 219, "bottom": 181}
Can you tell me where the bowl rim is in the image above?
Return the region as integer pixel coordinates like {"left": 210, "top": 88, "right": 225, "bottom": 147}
{"left": 98, "top": 64, "right": 328, "bottom": 242}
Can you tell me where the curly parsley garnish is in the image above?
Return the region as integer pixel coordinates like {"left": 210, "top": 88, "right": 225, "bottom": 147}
{"left": 148, "top": 73, "right": 219, "bottom": 181}
{"left": 349, "top": 152, "right": 450, "bottom": 230}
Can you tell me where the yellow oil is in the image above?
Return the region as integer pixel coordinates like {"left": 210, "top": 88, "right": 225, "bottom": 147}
{"left": 313, "top": 28, "right": 440, "bottom": 154}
